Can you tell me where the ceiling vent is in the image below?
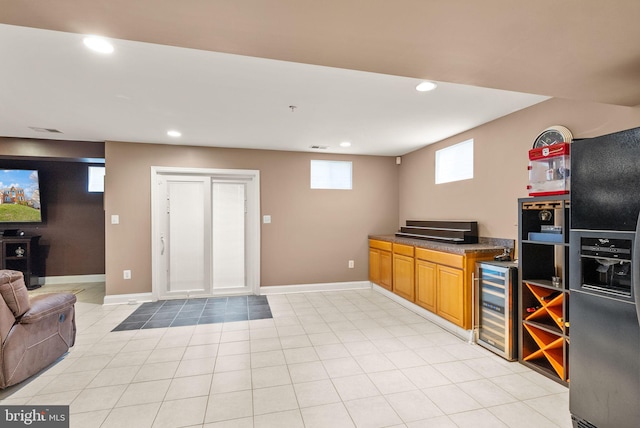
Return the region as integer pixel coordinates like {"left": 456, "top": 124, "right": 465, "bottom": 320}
{"left": 310, "top": 145, "right": 329, "bottom": 150}
{"left": 29, "top": 127, "right": 62, "bottom": 133}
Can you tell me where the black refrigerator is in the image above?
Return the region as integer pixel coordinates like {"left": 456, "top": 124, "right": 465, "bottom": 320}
{"left": 570, "top": 126, "right": 640, "bottom": 428}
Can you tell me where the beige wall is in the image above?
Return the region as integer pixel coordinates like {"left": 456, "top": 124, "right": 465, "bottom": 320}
{"left": 104, "top": 142, "right": 399, "bottom": 296}
{"left": 399, "top": 98, "right": 640, "bottom": 246}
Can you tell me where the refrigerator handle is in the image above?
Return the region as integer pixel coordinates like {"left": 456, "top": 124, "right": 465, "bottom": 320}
{"left": 634, "top": 212, "right": 640, "bottom": 325}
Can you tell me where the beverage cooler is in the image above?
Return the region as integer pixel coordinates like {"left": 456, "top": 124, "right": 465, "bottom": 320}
{"left": 475, "top": 261, "right": 519, "bottom": 360}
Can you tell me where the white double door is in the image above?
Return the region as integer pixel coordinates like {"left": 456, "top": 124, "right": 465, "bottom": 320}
{"left": 152, "top": 167, "right": 260, "bottom": 300}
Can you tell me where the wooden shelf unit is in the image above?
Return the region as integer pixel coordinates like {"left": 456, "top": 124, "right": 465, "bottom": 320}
{"left": 0, "top": 235, "right": 41, "bottom": 289}
{"left": 518, "top": 196, "right": 570, "bottom": 386}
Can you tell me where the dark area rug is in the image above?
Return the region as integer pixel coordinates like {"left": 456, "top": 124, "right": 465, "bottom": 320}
{"left": 112, "top": 295, "right": 272, "bottom": 331}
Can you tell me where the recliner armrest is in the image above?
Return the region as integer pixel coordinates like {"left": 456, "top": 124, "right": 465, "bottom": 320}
{"left": 20, "top": 293, "right": 77, "bottom": 324}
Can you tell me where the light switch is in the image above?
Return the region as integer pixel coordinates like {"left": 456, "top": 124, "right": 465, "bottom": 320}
{"left": 263, "top": 215, "right": 271, "bottom": 224}
{"left": 111, "top": 215, "right": 120, "bottom": 225}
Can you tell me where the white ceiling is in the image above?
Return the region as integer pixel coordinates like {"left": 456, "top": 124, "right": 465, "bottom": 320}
{"left": 0, "top": 24, "right": 548, "bottom": 156}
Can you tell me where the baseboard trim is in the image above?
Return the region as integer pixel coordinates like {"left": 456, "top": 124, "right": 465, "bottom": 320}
{"left": 371, "top": 283, "right": 474, "bottom": 343}
{"left": 41, "top": 274, "right": 106, "bottom": 285}
{"left": 260, "top": 281, "right": 371, "bottom": 295}
{"left": 103, "top": 292, "right": 154, "bottom": 306}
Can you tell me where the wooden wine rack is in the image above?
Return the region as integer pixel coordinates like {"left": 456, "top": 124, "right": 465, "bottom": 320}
{"left": 518, "top": 196, "right": 570, "bottom": 386}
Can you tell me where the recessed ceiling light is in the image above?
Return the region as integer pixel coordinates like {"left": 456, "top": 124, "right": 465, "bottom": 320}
{"left": 416, "top": 81, "right": 437, "bottom": 92}
{"left": 83, "top": 36, "right": 114, "bottom": 54}
{"left": 340, "top": 141, "right": 352, "bottom": 147}
{"left": 167, "top": 130, "right": 182, "bottom": 138}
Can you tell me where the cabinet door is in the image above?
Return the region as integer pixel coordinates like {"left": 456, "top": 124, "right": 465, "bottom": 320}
{"left": 393, "top": 254, "right": 415, "bottom": 301}
{"left": 369, "top": 248, "right": 380, "bottom": 284}
{"left": 415, "top": 259, "right": 437, "bottom": 312}
{"left": 436, "top": 265, "right": 465, "bottom": 327}
{"left": 379, "top": 250, "right": 393, "bottom": 290}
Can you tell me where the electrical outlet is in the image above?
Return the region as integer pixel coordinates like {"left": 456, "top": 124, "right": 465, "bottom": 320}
{"left": 123, "top": 270, "right": 131, "bottom": 279}
{"left": 348, "top": 260, "right": 354, "bottom": 269}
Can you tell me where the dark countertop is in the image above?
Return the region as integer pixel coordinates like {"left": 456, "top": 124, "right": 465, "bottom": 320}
{"left": 369, "top": 234, "right": 514, "bottom": 256}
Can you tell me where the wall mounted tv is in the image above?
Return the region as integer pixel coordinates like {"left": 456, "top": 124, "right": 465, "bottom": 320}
{"left": 0, "top": 169, "right": 42, "bottom": 223}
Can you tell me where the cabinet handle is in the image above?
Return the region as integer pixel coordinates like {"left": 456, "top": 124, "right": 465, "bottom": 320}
{"left": 160, "top": 236, "right": 165, "bottom": 255}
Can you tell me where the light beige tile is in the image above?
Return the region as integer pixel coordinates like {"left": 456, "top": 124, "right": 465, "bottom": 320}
{"left": 106, "top": 350, "right": 153, "bottom": 368}
{"left": 322, "top": 357, "right": 364, "bottom": 378}
{"left": 250, "top": 327, "right": 278, "bottom": 340}
{"left": 116, "top": 379, "right": 171, "bottom": 407}
{"left": 279, "top": 335, "right": 312, "bottom": 349}
{"left": 458, "top": 379, "right": 518, "bottom": 407}
{"left": 204, "top": 390, "right": 253, "bottom": 423}
{"left": 252, "top": 384, "right": 298, "bottom": 415}
{"left": 254, "top": 409, "right": 304, "bottom": 428}
{"left": 28, "top": 390, "right": 81, "bottom": 405}
{"left": 315, "top": 343, "right": 351, "bottom": 360}
{"left": 217, "top": 341, "right": 251, "bottom": 356}
{"left": 152, "top": 396, "right": 208, "bottom": 428}
{"left": 288, "top": 361, "right": 329, "bottom": 384}
{"left": 183, "top": 344, "right": 219, "bottom": 360}
{"left": 332, "top": 374, "right": 380, "bottom": 401}
{"left": 156, "top": 334, "right": 192, "bottom": 349}
{"left": 250, "top": 338, "right": 282, "bottom": 353}
{"left": 422, "top": 384, "right": 483, "bottom": 415}
{"left": 433, "top": 361, "right": 484, "bottom": 383}
{"left": 344, "top": 395, "right": 403, "bottom": 428}
{"left": 189, "top": 332, "right": 221, "bottom": 346}
{"left": 70, "top": 384, "right": 127, "bottom": 413}
{"left": 175, "top": 357, "right": 216, "bottom": 378}
{"left": 368, "top": 369, "right": 416, "bottom": 394}
{"left": 250, "top": 350, "right": 286, "bottom": 368}
{"left": 146, "top": 346, "right": 186, "bottom": 364}
{"left": 120, "top": 338, "right": 161, "bottom": 353}
{"left": 385, "top": 390, "right": 443, "bottom": 423}
{"left": 251, "top": 365, "right": 291, "bottom": 388}
{"left": 343, "top": 340, "right": 378, "bottom": 356}
{"left": 214, "top": 353, "right": 251, "bottom": 372}
{"left": 210, "top": 369, "right": 252, "bottom": 393}
{"left": 165, "top": 374, "right": 212, "bottom": 401}
{"left": 220, "top": 330, "right": 250, "bottom": 343}
{"left": 293, "top": 379, "right": 341, "bottom": 408}
{"left": 69, "top": 409, "right": 110, "bottom": 428}
{"left": 489, "top": 401, "right": 560, "bottom": 428}
{"left": 88, "top": 366, "right": 140, "bottom": 388}
{"left": 63, "top": 355, "right": 113, "bottom": 374}
{"left": 132, "top": 361, "right": 179, "bottom": 382}
{"left": 203, "top": 417, "right": 253, "bottom": 428}
{"left": 353, "top": 353, "right": 396, "bottom": 373}
{"left": 38, "top": 370, "right": 100, "bottom": 394}
{"left": 101, "top": 402, "right": 161, "bottom": 428}
{"left": 449, "top": 408, "right": 509, "bottom": 428}
{"left": 300, "top": 402, "right": 355, "bottom": 428}
{"left": 283, "top": 347, "right": 319, "bottom": 364}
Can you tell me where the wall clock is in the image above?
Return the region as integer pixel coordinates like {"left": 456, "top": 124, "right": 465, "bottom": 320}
{"left": 533, "top": 125, "right": 573, "bottom": 148}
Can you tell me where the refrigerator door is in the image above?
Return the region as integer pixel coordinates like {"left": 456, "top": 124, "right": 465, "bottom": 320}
{"left": 635, "top": 212, "right": 640, "bottom": 326}
{"left": 571, "top": 127, "right": 640, "bottom": 231}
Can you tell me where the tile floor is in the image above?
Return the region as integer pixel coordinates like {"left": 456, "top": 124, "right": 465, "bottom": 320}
{"left": 113, "top": 296, "right": 273, "bottom": 331}
{"left": 0, "top": 283, "right": 571, "bottom": 428}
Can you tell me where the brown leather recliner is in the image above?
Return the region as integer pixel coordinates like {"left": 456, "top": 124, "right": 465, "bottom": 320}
{"left": 0, "top": 270, "right": 76, "bottom": 389}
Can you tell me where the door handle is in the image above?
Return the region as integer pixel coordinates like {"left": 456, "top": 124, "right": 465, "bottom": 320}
{"left": 160, "top": 236, "right": 165, "bottom": 255}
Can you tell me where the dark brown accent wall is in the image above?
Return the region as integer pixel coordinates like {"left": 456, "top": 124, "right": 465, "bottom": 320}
{"left": 0, "top": 139, "right": 105, "bottom": 277}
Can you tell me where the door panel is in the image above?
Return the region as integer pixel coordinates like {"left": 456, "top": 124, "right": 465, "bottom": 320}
{"left": 416, "top": 260, "right": 437, "bottom": 312}
{"left": 437, "top": 265, "right": 465, "bottom": 326}
{"left": 162, "top": 176, "right": 211, "bottom": 299}
{"left": 212, "top": 181, "right": 246, "bottom": 291}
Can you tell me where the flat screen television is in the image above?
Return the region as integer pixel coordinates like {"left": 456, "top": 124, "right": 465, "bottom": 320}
{"left": 0, "top": 169, "right": 42, "bottom": 223}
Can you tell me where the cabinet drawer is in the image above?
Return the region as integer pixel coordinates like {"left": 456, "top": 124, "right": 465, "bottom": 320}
{"left": 415, "top": 247, "right": 463, "bottom": 269}
{"left": 392, "top": 243, "right": 414, "bottom": 257}
{"left": 369, "top": 239, "right": 392, "bottom": 252}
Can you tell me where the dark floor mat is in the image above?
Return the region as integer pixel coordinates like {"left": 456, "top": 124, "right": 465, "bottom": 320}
{"left": 112, "top": 295, "right": 272, "bottom": 331}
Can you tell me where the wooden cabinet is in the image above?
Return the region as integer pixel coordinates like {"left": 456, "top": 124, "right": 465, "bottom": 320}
{"left": 369, "top": 238, "right": 502, "bottom": 330}
{"left": 0, "top": 235, "right": 40, "bottom": 289}
{"left": 369, "top": 239, "right": 392, "bottom": 290}
{"left": 392, "top": 243, "right": 414, "bottom": 301}
{"left": 436, "top": 264, "right": 465, "bottom": 326}
{"left": 415, "top": 259, "right": 436, "bottom": 312}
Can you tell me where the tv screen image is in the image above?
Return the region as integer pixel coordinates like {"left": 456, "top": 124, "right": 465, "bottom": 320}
{"left": 0, "top": 169, "right": 42, "bottom": 223}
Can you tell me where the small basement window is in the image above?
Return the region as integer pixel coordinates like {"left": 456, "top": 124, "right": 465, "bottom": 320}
{"left": 88, "top": 166, "right": 106, "bottom": 192}
{"left": 310, "top": 160, "right": 352, "bottom": 190}
{"left": 435, "top": 139, "right": 474, "bottom": 184}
